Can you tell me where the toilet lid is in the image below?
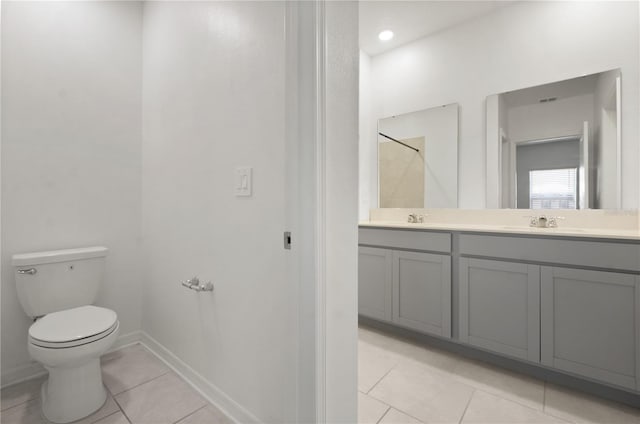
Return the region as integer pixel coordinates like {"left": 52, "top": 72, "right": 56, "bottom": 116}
{"left": 29, "top": 305, "right": 118, "bottom": 343}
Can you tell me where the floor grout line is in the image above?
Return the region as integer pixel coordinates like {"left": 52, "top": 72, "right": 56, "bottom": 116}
{"left": 365, "top": 365, "right": 397, "bottom": 395}
{"left": 171, "top": 404, "right": 208, "bottom": 424}
{"left": 3, "top": 347, "right": 223, "bottom": 424}
{"left": 363, "top": 391, "right": 425, "bottom": 424}
{"left": 375, "top": 406, "right": 391, "bottom": 424}
{"left": 108, "top": 369, "right": 171, "bottom": 398}
{"left": 0, "top": 376, "right": 47, "bottom": 413}
{"left": 457, "top": 388, "right": 476, "bottom": 424}
{"left": 90, "top": 409, "right": 123, "bottom": 424}
{"left": 111, "top": 393, "right": 133, "bottom": 424}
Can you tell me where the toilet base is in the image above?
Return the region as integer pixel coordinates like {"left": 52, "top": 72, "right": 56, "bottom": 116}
{"left": 41, "top": 358, "right": 107, "bottom": 424}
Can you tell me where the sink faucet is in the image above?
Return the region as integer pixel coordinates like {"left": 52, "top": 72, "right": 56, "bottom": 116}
{"left": 408, "top": 214, "right": 427, "bottom": 223}
{"left": 527, "top": 215, "right": 564, "bottom": 228}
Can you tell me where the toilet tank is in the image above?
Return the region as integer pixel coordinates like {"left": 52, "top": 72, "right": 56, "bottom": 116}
{"left": 12, "top": 247, "right": 108, "bottom": 318}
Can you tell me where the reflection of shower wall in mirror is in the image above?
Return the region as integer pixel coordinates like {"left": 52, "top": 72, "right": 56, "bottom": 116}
{"left": 379, "top": 137, "right": 424, "bottom": 207}
{"left": 377, "top": 104, "right": 459, "bottom": 209}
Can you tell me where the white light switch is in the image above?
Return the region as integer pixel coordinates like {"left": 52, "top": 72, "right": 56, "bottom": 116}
{"left": 235, "top": 166, "right": 252, "bottom": 197}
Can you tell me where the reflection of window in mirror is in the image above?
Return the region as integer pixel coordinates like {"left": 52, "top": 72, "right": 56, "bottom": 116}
{"left": 489, "top": 69, "right": 622, "bottom": 209}
{"left": 529, "top": 168, "right": 577, "bottom": 209}
{"left": 515, "top": 137, "right": 581, "bottom": 209}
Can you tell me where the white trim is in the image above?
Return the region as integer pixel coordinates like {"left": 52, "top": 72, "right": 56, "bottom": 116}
{"left": 108, "top": 330, "right": 142, "bottom": 352}
{"left": 313, "top": 1, "right": 327, "bottom": 422}
{"left": 140, "top": 332, "right": 261, "bottom": 424}
{"left": 2, "top": 330, "right": 260, "bottom": 423}
{"left": 485, "top": 94, "right": 500, "bottom": 208}
{"left": 0, "top": 362, "right": 47, "bottom": 389}
{"left": 0, "top": 330, "right": 142, "bottom": 389}
{"left": 615, "top": 75, "right": 622, "bottom": 209}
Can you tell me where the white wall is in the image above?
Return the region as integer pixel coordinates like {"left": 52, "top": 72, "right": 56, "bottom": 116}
{"left": 366, "top": 1, "right": 639, "bottom": 209}
{"left": 1, "top": 1, "right": 143, "bottom": 383}
{"left": 141, "top": 2, "right": 297, "bottom": 422}
{"left": 507, "top": 94, "right": 594, "bottom": 143}
{"left": 2, "top": 3, "right": 358, "bottom": 421}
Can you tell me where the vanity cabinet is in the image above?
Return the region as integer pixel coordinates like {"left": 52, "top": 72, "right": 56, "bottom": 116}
{"left": 358, "top": 247, "right": 393, "bottom": 322}
{"left": 393, "top": 251, "right": 451, "bottom": 337}
{"left": 459, "top": 258, "right": 540, "bottom": 362}
{"left": 360, "top": 226, "right": 640, "bottom": 393}
{"left": 541, "top": 267, "right": 640, "bottom": 391}
{"left": 358, "top": 228, "right": 452, "bottom": 338}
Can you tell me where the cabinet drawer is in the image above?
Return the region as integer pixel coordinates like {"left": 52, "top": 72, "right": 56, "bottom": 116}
{"left": 459, "top": 234, "right": 640, "bottom": 272}
{"left": 359, "top": 228, "right": 451, "bottom": 253}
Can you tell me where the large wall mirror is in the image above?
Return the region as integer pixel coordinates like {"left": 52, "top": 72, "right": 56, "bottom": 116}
{"left": 487, "top": 69, "right": 621, "bottom": 210}
{"left": 359, "top": 2, "right": 637, "bottom": 215}
{"left": 378, "top": 104, "right": 459, "bottom": 208}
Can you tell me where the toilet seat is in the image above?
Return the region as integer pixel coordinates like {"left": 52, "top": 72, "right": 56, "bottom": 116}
{"left": 29, "top": 305, "right": 118, "bottom": 349}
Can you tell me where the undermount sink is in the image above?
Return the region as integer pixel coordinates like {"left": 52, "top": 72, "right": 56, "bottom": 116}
{"left": 501, "top": 226, "right": 585, "bottom": 232}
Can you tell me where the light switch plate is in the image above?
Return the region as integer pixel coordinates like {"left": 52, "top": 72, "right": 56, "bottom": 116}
{"left": 235, "top": 166, "right": 252, "bottom": 197}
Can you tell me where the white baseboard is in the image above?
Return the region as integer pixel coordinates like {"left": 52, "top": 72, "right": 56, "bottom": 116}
{"left": 0, "top": 361, "right": 47, "bottom": 389}
{"left": 108, "top": 330, "right": 142, "bottom": 353}
{"left": 1, "top": 330, "right": 142, "bottom": 389}
{"left": 1, "top": 330, "right": 258, "bottom": 424}
{"left": 140, "top": 331, "right": 261, "bottom": 424}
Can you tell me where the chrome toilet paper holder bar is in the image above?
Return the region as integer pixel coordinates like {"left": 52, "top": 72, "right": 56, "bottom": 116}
{"left": 181, "top": 276, "right": 214, "bottom": 292}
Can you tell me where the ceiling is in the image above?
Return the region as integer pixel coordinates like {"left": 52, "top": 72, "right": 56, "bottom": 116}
{"left": 359, "top": 1, "right": 512, "bottom": 57}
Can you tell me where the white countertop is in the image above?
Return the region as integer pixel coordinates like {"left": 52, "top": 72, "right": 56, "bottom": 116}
{"left": 359, "top": 221, "right": 640, "bottom": 241}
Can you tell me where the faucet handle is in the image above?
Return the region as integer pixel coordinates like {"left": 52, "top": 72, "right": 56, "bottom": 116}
{"left": 547, "top": 216, "right": 565, "bottom": 228}
{"left": 523, "top": 215, "right": 539, "bottom": 227}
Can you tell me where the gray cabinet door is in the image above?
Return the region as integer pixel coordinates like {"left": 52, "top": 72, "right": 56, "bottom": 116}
{"left": 392, "top": 250, "right": 451, "bottom": 338}
{"left": 459, "top": 258, "right": 540, "bottom": 362}
{"left": 541, "top": 267, "right": 640, "bottom": 391}
{"left": 358, "top": 247, "right": 393, "bottom": 322}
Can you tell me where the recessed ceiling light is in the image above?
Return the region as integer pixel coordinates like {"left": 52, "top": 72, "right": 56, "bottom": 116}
{"left": 378, "top": 30, "right": 394, "bottom": 41}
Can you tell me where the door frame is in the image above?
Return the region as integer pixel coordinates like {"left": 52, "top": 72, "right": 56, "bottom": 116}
{"left": 286, "top": 1, "right": 359, "bottom": 422}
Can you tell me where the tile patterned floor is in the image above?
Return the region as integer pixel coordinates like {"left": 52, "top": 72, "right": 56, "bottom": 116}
{"left": 0, "top": 344, "right": 233, "bottom": 424}
{"left": 358, "top": 325, "right": 640, "bottom": 424}
{"left": 3, "top": 333, "right": 640, "bottom": 424}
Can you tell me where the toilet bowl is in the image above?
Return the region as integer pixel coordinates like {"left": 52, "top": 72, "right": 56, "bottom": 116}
{"left": 28, "top": 305, "right": 120, "bottom": 423}
{"left": 12, "top": 247, "right": 117, "bottom": 423}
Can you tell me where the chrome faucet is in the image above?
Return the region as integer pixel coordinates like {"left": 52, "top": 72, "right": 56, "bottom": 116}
{"left": 527, "top": 215, "right": 564, "bottom": 228}
{"left": 547, "top": 216, "right": 564, "bottom": 228}
{"left": 408, "top": 214, "right": 427, "bottom": 223}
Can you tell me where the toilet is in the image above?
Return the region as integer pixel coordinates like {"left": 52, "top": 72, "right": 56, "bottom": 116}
{"left": 12, "top": 247, "right": 119, "bottom": 424}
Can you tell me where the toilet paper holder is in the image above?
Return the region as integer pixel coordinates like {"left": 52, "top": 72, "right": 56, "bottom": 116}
{"left": 181, "top": 276, "right": 214, "bottom": 292}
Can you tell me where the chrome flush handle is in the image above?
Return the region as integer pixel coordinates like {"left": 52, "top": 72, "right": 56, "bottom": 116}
{"left": 17, "top": 268, "right": 37, "bottom": 275}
